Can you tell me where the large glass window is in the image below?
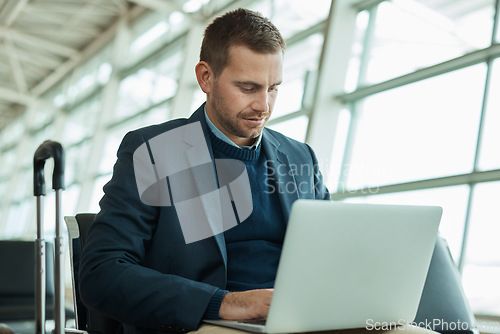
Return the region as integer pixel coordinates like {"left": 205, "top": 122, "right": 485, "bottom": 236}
{"left": 99, "top": 101, "right": 172, "bottom": 177}
{"left": 274, "top": 34, "right": 324, "bottom": 118}
{"left": 62, "top": 96, "right": 101, "bottom": 145}
{"left": 65, "top": 141, "right": 92, "bottom": 186}
{"left": 462, "top": 181, "right": 500, "bottom": 315}
{"left": 0, "top": 149, "right": 16, "bottom": 180}
{"left": 268, "top": 115, "right": 309, "bottom": 142}
{"left": 88, "top": 174, "right": 112, "bottom": 214}
{"left": 4, "top": 201, "right": 32, "bottom": 239}
{"left": 344, "top": 186, "right": 470, "bottom": 263}
{"left": 478, "top": 58, "right": 500, "bottom": 171}
{"left": 98, "top": 124, "right": 133, "bottom": 176}
{"left": 269, "top": 0, "right": 331, "bottom": 39}
{"left": 497, "top": 15, "right": 500, "bottom": 43}
{"left": 344, "top": 10, "right": 370, "bottom": 93}
{"left": 11, "top": 168, "right": 31, "bottom": 203}
{"left": 115, "top": 48, "right": 182, "bottom": 121}
{"left": 63, "top": 50, "right": 111, "bottom": 107}
{"left": 336, "top": 0, "right": 500, "bottom": 318}
{"left": 1, "top": 117, "right": 24, "bottom": 147}
{"left": 128, "top": 11, "right": 189, "bottom": 65}
{"left": 344, "top": 64, "right": 486, "bottom": 189}
{"left": 363, "top": 0, "right": 495, "bottom": 84}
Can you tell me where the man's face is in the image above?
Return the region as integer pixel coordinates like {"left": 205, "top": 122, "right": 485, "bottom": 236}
{"left": 205, "top": 45, "right": 283, "bottom": 146}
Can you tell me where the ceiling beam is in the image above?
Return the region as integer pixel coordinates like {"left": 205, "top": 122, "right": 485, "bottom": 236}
{"left": 128, "top": 0, "right": 184, "bottom": 13}
{"left": 0, "top": 45, "right": 61, "bottom": 69}
{"left": 0, "top": 86, "right": 56, "bottom": 109}
{"left": 0, "top": 2, "right": 144, "bottom": 119}
{"left": 0, "top": 0, "right": 15, "bottom": 23}
{"left": 31, "top": 5, "right": 146, "bottom": 97}
{"left": 14, "top": 26, "right": 99, "bottom": 39}
{"left": 0, "top": 27, "right": 78, "bottom": 57}
{"left": 24, "top": 3, "right": 120, "bottom": 16}
{"left": 4, "top": 35, "right": 28, "bottom": 93}
{"left": 60, "top": 1, "right": 109, "bottom": 35}
{"left": 4, "top": 0, "right": 28, "bottom": 27}
{"left": 23, "top": 11, "right": 79, "bottom": 25}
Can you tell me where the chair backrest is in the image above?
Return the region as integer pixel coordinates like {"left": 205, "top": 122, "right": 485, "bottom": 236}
{"left": 0, "top": 240, "right": 55, "bottom": 321}
{"left": 66, "top": 213, "right": 121, "bottom": 334}
{"left": 415, "top": 236, "right": 477, "bottom": 334}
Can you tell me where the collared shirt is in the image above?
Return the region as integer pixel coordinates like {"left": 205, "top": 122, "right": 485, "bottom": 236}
{"left": 204, "top": 106, "right": 262, "bottom": 151}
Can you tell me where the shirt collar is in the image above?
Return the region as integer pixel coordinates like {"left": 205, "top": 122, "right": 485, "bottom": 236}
{"left": 204, "top": 106, "right": 262, "bottom": 151}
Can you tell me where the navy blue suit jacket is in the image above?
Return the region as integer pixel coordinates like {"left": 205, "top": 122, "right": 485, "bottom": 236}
{"left": 79, "top": 104, "right": 330, "bottom": 333}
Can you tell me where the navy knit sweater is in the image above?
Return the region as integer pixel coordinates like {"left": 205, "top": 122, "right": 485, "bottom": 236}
{"left": 203, "top": 130, "right": 286, "bottom": 319}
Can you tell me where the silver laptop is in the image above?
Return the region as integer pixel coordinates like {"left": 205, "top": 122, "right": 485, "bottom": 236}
{"left": 206, "top": 200, "right": 442, "bottom": 333}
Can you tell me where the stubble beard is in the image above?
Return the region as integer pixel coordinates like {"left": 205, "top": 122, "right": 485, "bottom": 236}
{"left": 210, "top": 87, "right": 264, "bottom": 141}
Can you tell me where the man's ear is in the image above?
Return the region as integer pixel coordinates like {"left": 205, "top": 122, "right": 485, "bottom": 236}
{"left": 195, "top": 61, "right": 213, "bottom": 94}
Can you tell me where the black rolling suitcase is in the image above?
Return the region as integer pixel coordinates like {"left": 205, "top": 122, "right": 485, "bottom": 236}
{"left": 33, "top": 140, "right": 87, "bottom": 334}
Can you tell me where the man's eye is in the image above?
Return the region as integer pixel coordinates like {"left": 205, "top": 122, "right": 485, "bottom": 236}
{"left": 240, "top": 87, "right": 254, "bottom": 93}
{"left": 269, "top": 86, "right": 279, "bottom": 92}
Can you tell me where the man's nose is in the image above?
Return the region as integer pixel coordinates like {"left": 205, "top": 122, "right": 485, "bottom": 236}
{"left": 251, "top": 91, "right": 269, "bottom": 113}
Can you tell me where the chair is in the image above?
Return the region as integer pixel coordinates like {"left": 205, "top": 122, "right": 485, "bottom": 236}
{"left": 414, "top": 236, "right": 478, "bottom": 334}
{"left": 0, "top": 240, "right": 74, "bottom": 323}
{"left": 65, "top": 214, "right": 121, "bottom": 334}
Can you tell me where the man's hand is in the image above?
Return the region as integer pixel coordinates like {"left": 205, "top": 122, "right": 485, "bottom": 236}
{"left": 219, "top": 289, "right": 274, "bottom": 320}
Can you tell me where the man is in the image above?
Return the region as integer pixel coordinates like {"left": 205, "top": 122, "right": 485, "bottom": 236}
{"left": 80, "top": 8, "right": 434, "bottom": 334}
{"left": 0, "top": 324, "right": 14, "bottom": 334}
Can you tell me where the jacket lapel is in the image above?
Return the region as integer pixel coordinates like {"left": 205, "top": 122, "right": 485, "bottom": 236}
{"left": 184, "top": 105, "right": 228, "bottom": 266}
{"left": 262, "top": 129, "right": 299, "bottom": 224}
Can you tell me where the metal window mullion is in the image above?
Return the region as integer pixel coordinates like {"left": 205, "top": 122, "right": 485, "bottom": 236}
{"left": 337, "top": 44, "right": 500, "bottom": 103}
{"left": 353, "top": 0, "right": 387, "bottom": 12}
{"left": 337, "top": 101, "right": 360, "bottom": 192}
{"left": 285, "top": 21, "right": 326, "bottom": 47}
{"left": 455, "top": 70, "right": 486, "bottom": 272}
{"left": 357, "top": 4, "right": 378, "bottom": 86}
{"left": 304, "top": 0, "right": 359, "bottom": 165}
{"left": 458, "top": 185, "right": 475, "bottom": 273}
{"left": 457, "top": 4, "right": 500, "bottom": 270}
{"left": 492, "top": 0, "right": 500, "bottom": 43}
{"left": 331, "top": 169, "right": 500, "bottom": 200}
{"left": 267, "top": 110, "right": 308, "bottom": 126}
{"left": 337, "top": 3, "right": 379, "bottom": 192}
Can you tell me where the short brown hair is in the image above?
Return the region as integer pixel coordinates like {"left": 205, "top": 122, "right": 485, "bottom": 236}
{"left": 200, "top": 8, "right": 286, "bottom": 77}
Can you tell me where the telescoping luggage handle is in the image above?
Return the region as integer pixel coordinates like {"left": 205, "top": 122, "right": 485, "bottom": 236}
{"left": 34, "top": 140, "right": 65, "bottom": 334}
{"left": 34, "top": 141, "right": 89, "bottom": 334}
{"left": 33, "top": 140, "right": 66, "bottom": 334}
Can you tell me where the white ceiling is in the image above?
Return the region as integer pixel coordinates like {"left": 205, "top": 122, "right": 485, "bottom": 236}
{"left": 0, "top": 0, "right": 135, "bottom": 129}
{"left": 0, "top": 0, "right": 242, "bottom": 130}
{"left": 417, "top": 0, "right": 494, "bottom": 19}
